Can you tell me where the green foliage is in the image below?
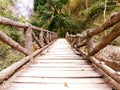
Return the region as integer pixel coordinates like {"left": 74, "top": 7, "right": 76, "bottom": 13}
{"left": 0, "top": 0, "right": 14, "bottom": 19}
{"left": 59, "top": 0, "right": 69, "bottom": 5}
{"left": 34, "top": 0, "right": 47, "bottom": 11}
{"left": 32, "top": 0, "right": 76, "bottom": 37}
{"left": 0, "top": 42, "right": 10, "bottom": 61}
{"left": 77, "top": 1, "right": 105, "bottom": 31}
{"left": 0, "top": 26, "right": 24, "bottom": 44}
{"left": 0, "top": 0, "right": 26, "bottom": 71}
{"left": 0, "top": 47, "right": 25, "bottom": 71}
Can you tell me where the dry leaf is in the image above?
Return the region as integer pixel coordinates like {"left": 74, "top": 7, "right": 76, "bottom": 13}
{"left": 64, "top": 82, "right": 68, "bottom": 87}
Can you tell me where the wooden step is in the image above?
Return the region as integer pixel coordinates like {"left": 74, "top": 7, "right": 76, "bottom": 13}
{"left": 13, "top": 77, "right": 106, "bottom": 84}
{"left": 3, "top": 83, "right": 111, "bottom": 90}
{"left": 18, "top": 71, "right": 102, "bottom": 78}
{"left": 29, "top": 64, "right": 93, "bottom": 68}
{"left": 34, "top": 60, "right": 88, "bottom": 63}
{"left": 27, "top": 67, "right": 95, "bottom": 71}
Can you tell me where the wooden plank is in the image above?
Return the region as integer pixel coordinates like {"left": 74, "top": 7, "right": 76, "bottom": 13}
{"left": 36, "top": 57, "right": 82, "bottom": 60}
{"left": 13, "top": 77, "right": 106, "bottom": 84}
{"left": 18, "top": 71, "right": 102, "bottom": 78}
{"left": 29, "top": 64, "right": 93, "bottom": 68}
{"left": 26, "top": 67, "right": 95, "bottom": 71}
{"left": 34, "top": 60, "right": 87, "bottom": 63}
{"left": 37, "top": 53, "right": 81, "bottom": 56}
{"left": 43, "top": 54, "right": 81, "bottom": 57}
{"left": 3, "top": 83, "right": 112, "bottom": 90}
{"left": 34, "top": 60, "right": 89, "bottom": 65}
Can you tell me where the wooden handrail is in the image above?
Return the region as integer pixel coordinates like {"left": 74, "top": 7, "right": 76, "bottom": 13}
{"left": 0, "top": 16, "right": 57, "bottom": 55}
{"left": 66, "top": 11, "right": 120, "bottom": 89}
{"left": 0, "top": 30, "right": 30, "bottom": 55}
{"left": 66, "top": 11, "right": 120, "bottom": 56}
{"left": 89, "top": 22, "right": 120, "bottom": 56}
{"left": 0, "top": 16, "right": 57, "bottom": 83}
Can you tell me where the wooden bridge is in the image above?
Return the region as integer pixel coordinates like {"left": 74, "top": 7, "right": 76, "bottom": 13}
{"left": 0, "top": 12, "right": 120, "bottom": 90}
{"left": 0, "top": 39, "right": 113, "bottom": 90}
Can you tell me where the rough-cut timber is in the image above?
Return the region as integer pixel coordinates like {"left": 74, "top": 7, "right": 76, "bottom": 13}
{"left": 24, "top": 26, "right": 32, "bottom": 54}
{"left": 32, "top": 32, "right": 42, "bottom": 48}
{"left": 0, "top": 30, "right": 29, "bottom": 55}
{"left": 83, "top": 11, "right": 120, "bottom": 38}
{"left": 39, "top": 31, "right": 44, "bottom": 47}
{"left": 89, "top": 22, "right": 120, "bottom": 56}
{"left": 0, "top": 40, "right": 55, "bottom": 83}
{"left": 1, "top": 39, "right": 112, "bottom": 90}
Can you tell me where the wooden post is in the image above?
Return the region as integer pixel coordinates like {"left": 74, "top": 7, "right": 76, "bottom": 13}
{"left": 46, "top": 31, "right": 50, "bottom": 44}
{"left": 87, "top": 38, "right": 94, "bottom": 55}
{"left": 66, "top": 32, "right": 69, "bottom": 39}
{"left": 39, "top": 31, "right": 44, "bottom": 47}
{"left": 49, "top": 32, "right": 52, "bottom": 43}
{"left": 43, "top": 33, "right": 49, "bottom": 45}
{"left": 87, "top": 30, "right": 95, "bottom": 55}
{"left": 55, "top": 33, "right": 57, "bottom": 39}
{"left": 76, "top": 34, "right": 80, "bottom": 47}
{"left": 24, "top": 26, "right": 32, "bottom": 54}
{"left": 72, "top": 36, "right": 78, "bottom": 47}
{"left": 51, "top": 33, "right": 54, "bottom": 41}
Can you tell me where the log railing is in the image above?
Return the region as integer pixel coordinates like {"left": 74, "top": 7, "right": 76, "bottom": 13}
{"left": 0, "top": 17, "right": 57, "bottom": 83}
{"left": 66, "top": 12, "right": 120, "bottom": 90}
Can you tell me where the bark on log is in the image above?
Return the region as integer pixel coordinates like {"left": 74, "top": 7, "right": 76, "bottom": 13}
{"left": 43, "top": 35, "right": 49, "bottom": 45}
{"left": 51, "top": 33, "right": 54, "bottom": 41}
{"left": 77, "top": 40, "right": 87, "bottom": 48}
{"left": 32, "top": 33, "right": 42, "bottom": 48}
{"left": 83, "top": 11, "right": 120, "bottom": 38}
{"left": 24, "top": 26, "right": 32, "bottom": 54}
{"left": 86, "top": 30, "right": 95, "bottom": 55}
{"left": 72, "top": 37, "right": 77, "bottom": 46}
{"left": 0, "top": 30, "right": 29, "bottom": 55}
{"left": 76, "top": 34, "right": 85, "bottom": 38}
{"left": 75, "top": 36, "right": 80, "bottom": 47}
{"left": 39, "top": 31, "right": 44, "bottom": 47}
{"left": 0, "top": 17, "right": 28, "bottom": 28}
{"left": 46, "top": 32, "right": 50, "bottom": 44}
{"left": 32, "top": 26, "right": 48, "bottom": 32}
{"left": 0, "top": 39, "right": 56, "bottom": 83}
{"left": 0, "top": 17, "right": 56, "bottom": 36}
{"left": 89, "top": 22, "right": 120, "bottom": 56}
{"left": 49, "top": 33, "right": 52, "bottom": 42}
{"left": 89, "top": 57, "right": 120, "bottom": 86}
{"left": 0, "top": 56, "right": 30, "bottom": 83}
{"left": 87, "top": 38, "right": 94, "bottom": 55}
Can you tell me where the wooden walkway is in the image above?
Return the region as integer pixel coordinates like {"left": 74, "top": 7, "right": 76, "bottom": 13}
{"left": 2, "top": 39, "right": 112, "bottom": 90}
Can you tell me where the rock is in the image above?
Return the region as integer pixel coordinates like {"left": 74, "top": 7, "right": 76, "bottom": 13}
{"left": 95, "top": 45, "right": 120, "bottom": 65}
